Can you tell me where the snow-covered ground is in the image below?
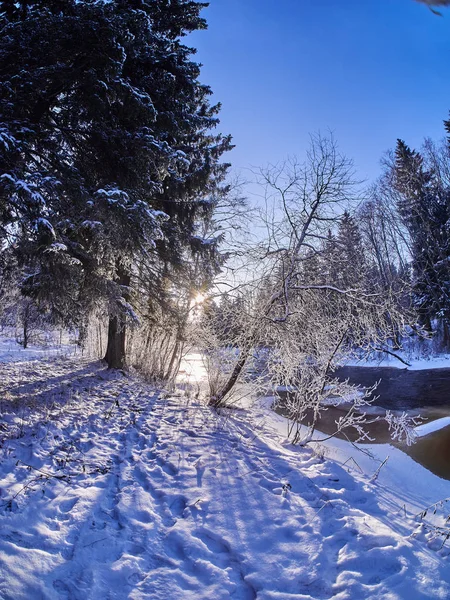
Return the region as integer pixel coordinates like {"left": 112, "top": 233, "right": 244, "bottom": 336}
{"left": 0, "top": 335, "right": 77, "bottom": 363}
{"left": 415, "top": 417, "right": 450, "bottom": 437}
{"left": 344, "top": 353, "right": 450, "bottom": 370}
{"left": 1, "top": 350, "right": 450, "bottom": 598}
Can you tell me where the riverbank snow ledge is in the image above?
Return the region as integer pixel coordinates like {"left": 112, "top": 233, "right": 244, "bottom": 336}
{"left": 415, "top": 417, "right": 450, "bottom": 438}
{"left": 0, "top": 356, "right": 449, "bottom": 599}
{"left": 345, "top": 353, "right": 450, "bottom": 370}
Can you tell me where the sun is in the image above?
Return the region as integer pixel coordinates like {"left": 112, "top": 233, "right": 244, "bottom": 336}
{"left": 194, "top": 292, "right": 206, "bottom": 306}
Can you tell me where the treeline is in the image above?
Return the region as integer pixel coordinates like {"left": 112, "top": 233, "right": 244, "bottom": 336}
{"left": 360, "top": 131, "right": 450, "bottom": 348}
{"left": 204, "top": 123, "right": 450, "bottom": 367}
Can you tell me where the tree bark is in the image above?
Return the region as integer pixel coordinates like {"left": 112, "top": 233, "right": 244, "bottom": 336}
{"left": 104, "top": 265, "right": 130, "bottom": 370}
{"left": 22, "top": 302, "right": 30, "bottom": 349}
{"left": 442, "top": 319, "right": 450, "bottom": 350}
{"left": 22, "top": 321, "right": 29, "bottom": 349}
{"left": 212, "top": 346, "right": 251, "bottom": 406}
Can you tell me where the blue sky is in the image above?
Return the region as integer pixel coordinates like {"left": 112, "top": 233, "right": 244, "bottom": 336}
{"left": 189, "top": 0, "right": 450, "bottom": 185}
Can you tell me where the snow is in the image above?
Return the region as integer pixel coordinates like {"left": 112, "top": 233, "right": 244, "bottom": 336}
{"left": 45, "top": 242, "right": 68, "bottom": 253}
{"left": 414, "top": 417, "right": 450, "bottom": 438}
{"left": 344, "top": 353, "right": 450, "bottom": 370}
{"left": 95, "top": 187, "right": 129, "bottom": 204}
{"left": 81, "top": 220, "right": 103, "bottom": 229}
{"left": 1, "top": 174, "right": 46, "bottom": 205}
{"left": 35, "top": 217, "right": 55, "bottom": 232}
{"left": 0, "top": 350, "right": 449, "bottom": 598}
{"left": 0, "top": 336, "right": 77, "bottom": 363}
{"left": 0, "top": 126, "right": 18, "bottom": 151}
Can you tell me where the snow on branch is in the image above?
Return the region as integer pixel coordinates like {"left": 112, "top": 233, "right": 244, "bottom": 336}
{"left": 385, "top": 410, "right": 422, "bottom": 446}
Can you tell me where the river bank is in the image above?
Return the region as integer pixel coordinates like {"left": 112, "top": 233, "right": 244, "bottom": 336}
{"left": 275, "top": 365, "right": 450, "bottom": 480}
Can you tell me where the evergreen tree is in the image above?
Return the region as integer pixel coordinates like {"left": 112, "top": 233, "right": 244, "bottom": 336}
{"left": 335, "top": 211, "right": 367, "bottom": 289}
{"left": 393, "top": 139, "right": 450, "bottom": 337}
{"left": 0, "top": 0, "right": 232, "bottom": 367}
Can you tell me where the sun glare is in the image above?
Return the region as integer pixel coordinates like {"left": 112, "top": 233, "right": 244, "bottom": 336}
{"left": 194, "top": 292, "right": 206, "bottom": 305}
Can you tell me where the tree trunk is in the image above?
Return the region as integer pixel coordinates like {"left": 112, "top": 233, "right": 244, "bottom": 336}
{"left": 104, "top": 315, "right": 126, "bottom": 369}
{"left": 22, "top": 302, "right": 30, "bottom": 349}
{"left": 443, "top": 319, "right": 450, "bottom": 350}
{"left": 104, "top": 265, "right": 130, "bottom": 370}
{"left": 418, "top": 309, "right": 432, "bottom": 335}
{"left": 23, "top": 321, "right": 28, "bottom": 349}
{"left": 165, "top": 309, "right": 190, "bottom": 381}
{"left": 212, "top": 346, "right": 251, "bottom": 406}
{"left": 166, "top": 338, "right": 181, "bottom": 382}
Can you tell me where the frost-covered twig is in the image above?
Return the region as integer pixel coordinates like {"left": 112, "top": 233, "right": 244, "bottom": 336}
{"left": 415, "top": 496, "right": 450, "bottom": 548}
{"left": 370, "top": 456, "right": 389, "bottom": 482}
{"left": 342, "top": 456, "right": 364, "bottom": 473}
{"left": 385, "top": 411, "right": 422, "bottom": 446}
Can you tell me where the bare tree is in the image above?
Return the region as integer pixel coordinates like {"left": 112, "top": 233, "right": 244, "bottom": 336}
{"left": 211, "top": 133, "right": 360, "bottom": 404}
{"left": 199, "top": 133, "right": 416, "bottom": 445}
{"left": 106, "top": 180, "right": 250, "bottom": 385}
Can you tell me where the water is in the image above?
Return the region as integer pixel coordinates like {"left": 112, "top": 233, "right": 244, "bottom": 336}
{"left": 276, "top": 366, "right": 450, "bottom": 481}
{"left": 178, "top": 353, "right": 450, "bottom": 480}
{"left": 334, "top": 366, "right": 450, "bottom": 410}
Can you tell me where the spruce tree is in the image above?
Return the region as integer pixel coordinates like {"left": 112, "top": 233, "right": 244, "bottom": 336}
{"left": 393, "top": 139, "right": 450, "bottom": 336}
{"left": 0, "top": 0, "right": 232, "bottom": 368}
{"left": 335, "top": 211, "right": 367, "bottom": 289}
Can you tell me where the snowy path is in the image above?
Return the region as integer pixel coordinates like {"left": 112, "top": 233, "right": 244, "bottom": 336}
{"left": 0, "top": 359, "right": 449, "bottom": 599}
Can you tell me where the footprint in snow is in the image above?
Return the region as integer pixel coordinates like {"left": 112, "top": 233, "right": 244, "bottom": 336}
{"left": 195, "top": 459, "right": 205, "bottom": 487}
{"left": 58, "top": 496, "right": 79, "bottom": 513}
{"left": 52, "top": 579, "right": 70, "bottom": 598}
{"left": 338, "top": 547, "right": 403, "bottom": 584}
{"left": 168, "top": 495, "right": 188, "bottom": 518}
{"left": 127, "top": 572, "right": 144, "bottom": 585}
{"left": 157, "top": 456, "right": 178, "bottom": 477}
